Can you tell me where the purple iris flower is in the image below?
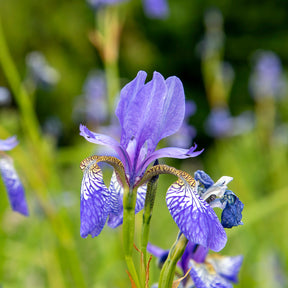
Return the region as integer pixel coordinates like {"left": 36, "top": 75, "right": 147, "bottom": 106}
{"left": 194, "top": 170, "right": 244, "bottom": 229}
{"left": 79, "top": 71, "right": 202, "bottom": 238}
{"left": 249, "top": 50, "right": 286, "bottom": 100}
{"left": 148, "top": 241, "right": 243, "bottom": 288}
{"left": 166, "top": 170, "right": 243, "bottom": 252}
{"left": 74, "top": 70, "right": 109, "bottom": 126}
{"left": 87, "top": 0, "right": 169, "bottom": 19}
{"left": 0, "top": 136, "right": 29, "bottom": 216}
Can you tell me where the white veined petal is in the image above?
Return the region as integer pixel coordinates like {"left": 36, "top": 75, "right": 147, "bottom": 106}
{"left": 166, "top": 178, "right": 227, "bottom": 252}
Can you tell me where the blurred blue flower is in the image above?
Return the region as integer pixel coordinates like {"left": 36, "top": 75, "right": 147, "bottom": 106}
{"left": 0, "top": 87, "right": 11, "bottom": 106}
{"left": 79, "top": 71, "right": 202, "bottom": 238}
{"left": 205, "top": 107, "right": 255, "bottom": 138}
{"left": 249, "top": 50, "right": 286, "bottom": 100}
{"left": 0, "top": 136, "right": 29, "bottom": 215}
{"left": 87, "top": 0, "right": 169, "bottom": 19}
{"left": 197, "top": 8, "right": 224, "bottom": 59}
{"left": 26, "top": 51, "right": 60, "bottom": 89}
{"left": 74, "top": 70, "right": 109, "bottom": 126}
{"left": 205, "top": 107, "right": 233, "bottom": 138}
{"left": 148, "top": 241, "right": 243, "bottom": 288}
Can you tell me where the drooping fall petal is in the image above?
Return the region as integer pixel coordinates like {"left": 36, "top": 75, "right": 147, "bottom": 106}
{"left": 166, "top": 178, "right": 227, "bottom": 252}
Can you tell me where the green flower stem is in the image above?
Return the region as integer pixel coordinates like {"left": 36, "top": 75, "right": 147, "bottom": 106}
{"left": 141, "top": 174, "right": 159, "bottom": 284}
{"left": 123, "top": 185, "right": 141, "bottom": 288}
{"left": 158, "top": 233, "right": 188, "bottom": 288}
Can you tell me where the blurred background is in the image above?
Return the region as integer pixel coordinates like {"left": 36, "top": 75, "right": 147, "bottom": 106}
{"left": 0, "top": 0, "right": 288, "bottom": 287}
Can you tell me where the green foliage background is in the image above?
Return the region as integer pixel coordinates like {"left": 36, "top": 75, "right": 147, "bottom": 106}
{"left": 0, "top": 0, "right": 288, "bottom": 287}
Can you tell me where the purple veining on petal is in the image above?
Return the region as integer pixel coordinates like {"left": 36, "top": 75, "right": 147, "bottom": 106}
{"left": 166, "top": 179, "right": 227, "bottom": 252}
{"left": 107, "top": 175, "right": 147, "bottom": 228}
{"left": 189, "top": 259, "right": 233, "bottom": 288}
{"left": 0, "top": 136, "right": 18, "bottom": 151}
{"left": 80, "top": 160, "right": 111, "bottom": 238}
{"left": 208, "top": 254, "right": 243, "bottom": 283}
{"left": 108, "top": 172, "right": 122, "bottom": 215}
{"left": 0, "top": 156, "right": 29, "bottom": 216}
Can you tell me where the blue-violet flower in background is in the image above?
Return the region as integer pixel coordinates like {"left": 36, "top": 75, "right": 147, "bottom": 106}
{"left": 249, "top": 50, "right": 286, "bottom": 100}
{"left": 148, "top": 241, "right": 243, "bottom": 288}
{"left": 0, "top": 136, "right": 29, "bottom": 215}
{"left": 87, "top": 0, "right": 169, "bottom": 19}
{"left": 79, "top": 71, "right": 202, "bottom": 238}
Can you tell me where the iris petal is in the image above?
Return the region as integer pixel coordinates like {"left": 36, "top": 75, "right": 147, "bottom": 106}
{"left": 208, "top": 254, "right": 243, "bottom": 283}
{"left": 116, "top": 71, "right": 187, "bottom": 174}
{"left": 0, "top": 156, "right": 28, "bottom": 215}
{"left": 107, "top": 175, "right": 147, "bottom": 228}
{"left": 80, "top": 160, "right": 110, "bottom": 238}
{"left": 188, "top": 259, "right": 233, "bottom": 288}
{"left": 221, "top": 192, "right": 244, "bottom": 228}
{"left": 116, "top": 70, "right": 148, "bottom": 149}
{"left": 166, "top": 178, "right": 227, "bottom": 252}
{"left": 140, "top": 146, "right": 203, "bottom": 174}
{"left": 79, "top": 124, "right": 130, "bottom": 171}
{"left": 194, "top": 170, "right": 214, "bottom": 189}
{"left": 0, "top": 136, "right": 18, "bottom": 151}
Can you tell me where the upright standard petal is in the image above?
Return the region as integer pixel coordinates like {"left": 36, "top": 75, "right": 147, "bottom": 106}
{"left": 0, "top": 136, "right": 18, "bottom": 151}
{"left": 80, "top": 159, "right": 111, "bottom": 238}
{"left": 116, "top": 71, "right": 186, "bottom": 174}
{"left": 0, "top": 156, "right": 28, "bottom": 215}
{"left": 115, "top": 70, "right": 148, "bottom": 149}
{"left": 166, "top": 178, "right": 227, "bottom": 252}
{"left": 136, "top": 73, "right": 186, "bottom": 156}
